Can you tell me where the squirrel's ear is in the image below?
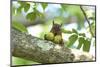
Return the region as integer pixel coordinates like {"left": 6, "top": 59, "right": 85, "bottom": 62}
{"left": 52, "top": 20, "right": 54, "bottom": 25}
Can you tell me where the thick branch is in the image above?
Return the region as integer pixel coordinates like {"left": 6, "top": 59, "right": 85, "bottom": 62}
{"left": 11, "top": 29, "right": 95, "bottom": 64}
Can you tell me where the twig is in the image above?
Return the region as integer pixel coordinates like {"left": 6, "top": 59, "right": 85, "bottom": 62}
{"left": 80, "top": 6, "right": 94, "bottom": 37}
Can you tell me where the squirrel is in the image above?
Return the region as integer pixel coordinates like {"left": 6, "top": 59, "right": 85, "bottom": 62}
{"left": 44, "top": 20, "right": 64, "bottom": 46}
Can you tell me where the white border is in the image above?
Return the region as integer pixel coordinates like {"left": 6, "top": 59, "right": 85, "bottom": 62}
{"left": 0, "top": 0, "right": 10, "bottom": 67}
{"left": 0, "top": 0, "right": 100, "bottom": 67}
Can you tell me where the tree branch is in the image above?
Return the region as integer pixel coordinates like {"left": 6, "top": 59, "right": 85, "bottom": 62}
{"left": 11, "top": 29, "right": 95, "bottom": 64}
{"left": 80, "top": 6, "right": 94, "bottom": 37}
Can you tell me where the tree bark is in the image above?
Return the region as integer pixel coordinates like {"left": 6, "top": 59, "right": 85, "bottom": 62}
{"left": 11, "top": 29, "right": 95, "bottom": 64}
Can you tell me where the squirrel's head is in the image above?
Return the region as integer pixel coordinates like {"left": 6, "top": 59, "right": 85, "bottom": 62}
{"left": 52, "top": 20, "right": 62, "bottom": 32}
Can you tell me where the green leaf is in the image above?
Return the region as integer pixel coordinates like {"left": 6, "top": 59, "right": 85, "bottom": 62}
{"left": 41, "top": 3, "right": 48, "bottom": 10}
{"left": 61, "top": 4, "right": 68, "bottom": 10}
{"left": 17, "top": 6, "right": 22, "bottom": 14}
{"left": 79, "top": 33, "right": 86, "bottom": 37}
{"left": 61, "top": 28, "right": 72, "bottom": 34}
{"left": 12, "top": 57, "right": 39, "bottom": 65}
{"left": 24, "top": 3, "right": 30, "bottom": 12}
{"left": 17, "top": 2, "right": 30, "bottom": 13}
{"left": 72, "top": 29, "right": 78, "bottom": 34}
{"left": 83, "top": 38, "right": 91, "bottom": 52}
{"left": 77, "top": 37, "right": 84, "bottom": 49}
{"left": 34, "top": 8, "right": 43, "bottom": 17}
{"left": 26, "top": 12, "right": 36, "bottom": 21}
{"left": 12, "top": 21, "right": 28, "bottom": 33}
{"left": 18, "top": 1, "right": 25, "bottom": 6}
{"left": 67, "top": 34, "right": 78, "bottom": 47}
{"left": 17, "top": 1, "right": 25, "bottom": 14}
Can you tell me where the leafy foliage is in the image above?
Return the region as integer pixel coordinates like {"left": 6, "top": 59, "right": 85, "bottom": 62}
{"left": 72, "top": 29, "right": 78, "bottom": 34}
{"left": 18, "top": 1, "right": 30, "bottom": 13}
{"left": 63, "top": 28, "right": 91, "bottom": 52}
{"left": 24, "top": 3, "right": 30, "bottom": 12}
{"left": 67, "top": 34, "right": 78, "bottom": 47}
{"left": 26, "top": 7, "right": 44, "bottom": 21}
{"left": 79, "top": 33, "right": 86, "bottom": 37}
{"left": 12, "top": 57, "right": 39, "bottom": 65}
{"left": 17, "top": 6, "right": 22, "bottom": 14}
{"left": 12, "top": 21, "right": 28, "bottom": 33}
{"left": 61, "top": 28, "right": 72, "bottom": 34}
{"left": 77, "top": 37, "right": 84, "bottom": 49}
{"left": 26, "top": 12, "right": 36, "bottom": 21}
{"left": 41, "top": 3, "right": 48, "bottom": 11}
{"left": 83, "top": 38, "right": 91, "bottom": 52}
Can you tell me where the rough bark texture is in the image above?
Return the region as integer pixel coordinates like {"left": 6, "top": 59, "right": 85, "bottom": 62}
{"left": 11, "top": 29, "right": 95, "bottom": 64}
